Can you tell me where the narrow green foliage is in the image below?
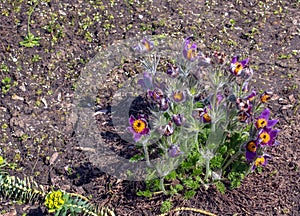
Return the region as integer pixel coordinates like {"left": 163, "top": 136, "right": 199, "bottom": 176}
{"left": 0, "top": 174, "right": 45, "bottom": 204}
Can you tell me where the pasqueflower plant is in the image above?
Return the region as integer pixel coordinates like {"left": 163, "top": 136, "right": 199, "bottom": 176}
{"left": 128, "top": 36, "right": 280, "bottom": 197}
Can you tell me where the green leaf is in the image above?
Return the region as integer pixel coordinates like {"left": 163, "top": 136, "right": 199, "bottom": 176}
{"left": 160, "top": 200, "right": 173, "bottom": 213}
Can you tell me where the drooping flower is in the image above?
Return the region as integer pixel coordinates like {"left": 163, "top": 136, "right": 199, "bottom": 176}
{"left": 255, "top": 109, "right": 278, "bottom": 129}
{"left": 237, "top": 110, "right": 251, "bottom": 123}
{"left": 171, "top": 90, "right": 186, "bottom": 103}
{"left": 132, "top": 38, "right": 154, "bottom": 53}
{"left": 166, "top": 63, "right": 180, "bottom": 78}
{"left": 128, "top": 115, "right": 150, "bottom": 142}
{"left": 182, "top": 37, "right": 198, "bottom": 61}
{"left": 230, "top": 56, "right": 249, "bottom": 76}
{"left": 138, "top": 72, "right": 153, "bottom": 89}
{"left": 257, "top": 127, "right": 280, "bottom": 146}
{"left": 159, "top": 97, "right": 170, "bottom": 111}
{"left": 246, "top": 90, "right": 256, "bottom": 101}
{"left": 159, "top": 121, "right": 174, "bottom": 136}
{"left": 172, "top": 114, "right": 185, "bottom": 126}
{"left": 252, "top": 154, "right": 271, "bottom": 170}
{"left": 168, "top": 144, "right": 183, "bottom": 158}
{"left": 245, "top": 140, "right": 258, "bottom": 161}
{"left": 260, "top": 91, "right": 273, "bottom": 103}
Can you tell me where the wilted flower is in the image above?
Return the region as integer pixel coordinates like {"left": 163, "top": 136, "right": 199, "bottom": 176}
{"left": 246, "top": 90, "right": 256, "bottom": 101}
{"left": 182, "top": 37, "right": 198, "bottom": 61}
{"left": 166, "top": 63, "right": 180, "bottom": 78}
{"left": 128, "top": 115, "right": 150, "bottom": 142}
{"left": 245, "top": 140, "right": 258, "bottom": 161}
{"left": 237, "top": 110, "right": 251, "bottom": 123}
{"left": 160, "top": 121, "right": 174, "bottom": 136}
{"left": 160, "top": 97, "right": 170, "bottom": 111}
{"left": 132, "top": 38, "right": 154, "bottom": 53}
{"left": 252, "top": 154, "right": 271, "bottom": 170}
{"left": 138, "top": 72, "right": 153, "bottom": 89}
{"left": 168, "top": 144, "right": 183, "bottom": 158}
{"left": 260, "top": 91, "right": 273, "bottom": 103}
{"left": 257, "top": 127, "right": 280, "bottom": 146}
{"left": 171, "top": 90, "right": 186, "bottom": 103}
{"left": 172, "top": 114, "right": 185, "bottom": 126}
{"left": 255, "top": 109, "right": 278, "bottom": 129}
{"left": 230, "top": 56, "right": 249, "bottom": 76}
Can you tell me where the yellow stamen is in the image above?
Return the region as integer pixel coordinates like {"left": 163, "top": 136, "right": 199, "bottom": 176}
{"left": 234, "top": 63, "right": 243, "bottom": 75}
{"left": 257, "top": 118, "right": 267, "bottom": 129}
{"left": 145, "top": 41, "right": 150, "bottom": 51}
{"left": 187, "top": 49, "right": 196, "bottom": 60}
{"left": 173, "top": 92, "right": 184, "bottom": 101}
{"left": 259, "top": 132, "right": 270, "bottom": 144}
{"left": 261, "top": 94, "right": 271, "bottom": 103}
{"left": 254, "top": 157, "right": 265, "bottom": 167}
{"left": 133, "top": 120, "right": 146, "bottom": 133}
{"left": 246, "top": 141, "right": 257, "bottom": 153}
{"left": 203, "top": 113, "right": 211, "bottom": 122}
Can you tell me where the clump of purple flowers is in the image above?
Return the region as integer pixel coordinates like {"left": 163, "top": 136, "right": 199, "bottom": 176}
{"left": 127, "top": 36, "right": 280, "bottom": 193}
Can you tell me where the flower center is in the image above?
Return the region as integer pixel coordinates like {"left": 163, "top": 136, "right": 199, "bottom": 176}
{"left": 246, "top": 141, "right": 257, "bottom": 153}
{"left": 257, "top": 118, "right": 267, "bottom": 129}
{"left": 187, "top": 49, "right": 196, "bottom": 60}
{"left": 234, "top": 63, "right": 243, "bottom": 75}
{"left": 259, "top": 132, "right": 270, "bottom": 144}
{"left": 173, "top": 91, "right": 184, "bottom": 101}
{"left": 254, "top": 157, "right": 265, "bottom": 167}
{"left": 261, "top": 94, "right": 271, "bottom": 103}
{"left": 133, "top": 120, "right": 146, "bottom": 133}
{"left": 203, "top": 113, "right": 211, "bottom": 122}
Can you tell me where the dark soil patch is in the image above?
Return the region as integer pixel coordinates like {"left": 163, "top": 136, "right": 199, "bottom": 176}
{"left": 0, "top": 0, "right": 299, "bottom": 215}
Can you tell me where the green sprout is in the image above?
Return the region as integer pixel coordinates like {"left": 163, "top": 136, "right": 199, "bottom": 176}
{"left": 19, "top": 0, "right": 41, "bottom": 48}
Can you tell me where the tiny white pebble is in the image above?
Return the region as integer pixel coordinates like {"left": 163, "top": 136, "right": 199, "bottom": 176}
{"left": 138, "top": 14, "right": 143, "bottom": 19}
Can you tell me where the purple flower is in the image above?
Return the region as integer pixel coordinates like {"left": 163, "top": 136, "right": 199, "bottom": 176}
{"left": 246, "top": 90, "right": 256, "bottom": 101}
{"left": 216, "top": 94, "right": 224, "bottom": 104}
{"left": 252, "top": 154, "right": 271, "bottom": 170}
{"left": 127, "top": 115, "right": 150, "bottom": 142}
{"left": 237, "top": 110, "right": 251, "bottom": 123}
{"left": 257, "top": 127, "right": 280, "bottom": 146}
{"left": 183, "top": 37, "right": 198, "bottom": 61}
{"left": 160, "top": 121, "right": 174, "bottom": 136}
{"left": 192, "top": 108, "right": 211, "bottom": 123}
{"left": 132, "top": 38, "right": 154, "bottom": 53}
{"left": 255, "top": 109, "right": 278, "bottom": 129}
{"left": 138, "top": 72, "right": 153, "bottom": 89}
{"left": 147, "top": 88, "right": 164, "bottom": 102}
{"left": 230, "top": 56, "right": 249, "bottom": 76}
{"left": 159, "top": 97, "right": 170, "bottom": 111}
{"left": 171, "top": 90, "right": 186, "bottom": 103}
{"left": 172, "top": 114, "right": 185, "bottom": 126}
{"left": 245, "top": 140, "right": 258, "bottom": 161}
{"left": 236, "top": 98, "right": 251, "bottom": 113}
{"left": 166, "top": 63, "right": 179, "bottom": 78}
{"left": 168, "top": 144, "right": 183, "bottom": 158}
